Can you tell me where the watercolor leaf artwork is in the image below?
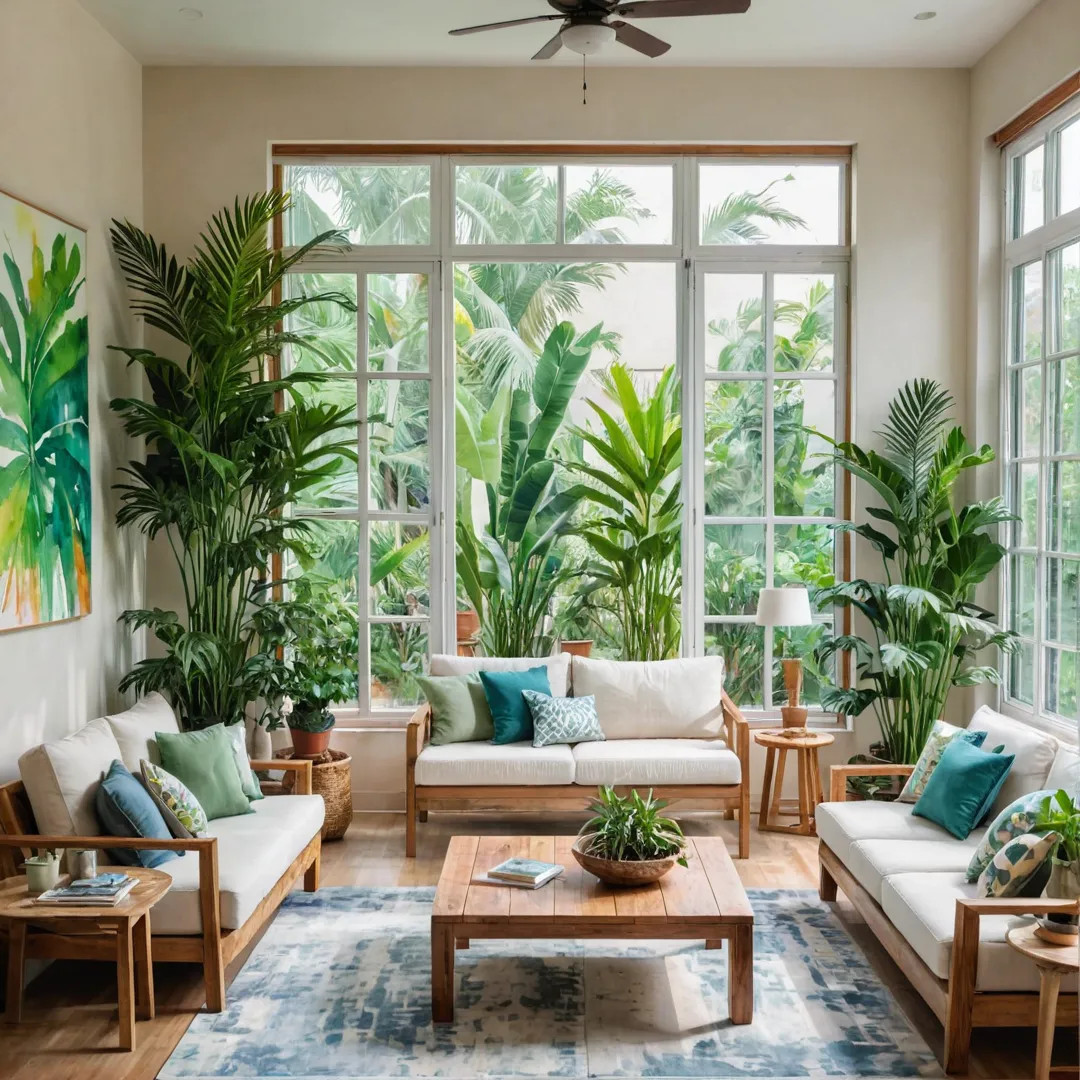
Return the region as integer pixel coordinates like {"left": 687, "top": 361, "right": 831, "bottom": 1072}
{"left": 0, "top": 191, "right": 90, "bottom": 630}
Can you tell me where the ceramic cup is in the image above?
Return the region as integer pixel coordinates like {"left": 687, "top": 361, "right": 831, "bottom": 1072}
{"left": 24, "top": 855, "right": 61, "bottom": 896}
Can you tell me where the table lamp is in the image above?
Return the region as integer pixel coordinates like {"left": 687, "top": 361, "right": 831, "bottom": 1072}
{"left": 755, "top": 586, "right": 814, "bottom": 729}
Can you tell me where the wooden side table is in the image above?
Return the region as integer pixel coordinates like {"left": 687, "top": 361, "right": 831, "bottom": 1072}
{"left": 1, "top": 866, "right": 171, "bottom": 1050}
{"left": 755, "top": 730, "right": 835, "bottom": 837}
{"left": 1006, "top": 922, "right": 1080, "bottom": 1080}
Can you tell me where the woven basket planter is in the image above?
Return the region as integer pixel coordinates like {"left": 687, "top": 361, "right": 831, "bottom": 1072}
{"left": 278, "top": 748, "right": 353, "bottom": 841}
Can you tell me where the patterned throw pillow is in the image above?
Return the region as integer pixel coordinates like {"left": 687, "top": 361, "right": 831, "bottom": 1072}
{"left": 523, "top": 691, "right": 605, "bottom": 748}
{"left": 978, "top": 831, "right": 1060, "bottom": 898}
{"left": 898, "top": 720, "right": 987, "bottom": 803}
{"left": 966, "top": 789, "right": 1056, "bottom": 881}
{"left": 140, "top": 760, "right": 208, "bottom": 838}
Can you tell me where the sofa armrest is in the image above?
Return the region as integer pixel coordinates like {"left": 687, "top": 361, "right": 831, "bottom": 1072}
{"left": 406, "top": 704, "right": 430, "bottom": 768}
{"left": 249, "top": 758, "right": 313, "bottom": 796}
{"left": 721, "top": 691, "right": 750, "bottom": 775}
{"left": 828, "top": 763, "right": 915, "bottom": 803}
{"left": 956, "top": 897, "right": 1080, "bottom": 917}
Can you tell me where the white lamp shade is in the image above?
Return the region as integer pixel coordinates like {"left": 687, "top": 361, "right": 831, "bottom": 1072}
{"left": 755, "top": 587, "right": 813, "bottom": 627}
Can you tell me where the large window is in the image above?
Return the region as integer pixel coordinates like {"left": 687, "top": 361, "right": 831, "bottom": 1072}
{"left": 1003, "top": 100, "right": 1080, "bottom": 732}
{"left": 277, "top": 151, "right": 850, "bottom": 722}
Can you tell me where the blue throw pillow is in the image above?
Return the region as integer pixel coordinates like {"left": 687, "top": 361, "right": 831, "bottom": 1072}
{"left": 95, "top": 760, "right": 180, "bottom": 868}
{"left": 913, "top": 739, "right": 1015, "bottom": 840}
{"left": 480, "top": 666, "right": 553, "bottom": 744}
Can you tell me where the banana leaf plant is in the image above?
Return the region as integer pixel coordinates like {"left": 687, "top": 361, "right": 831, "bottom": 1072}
{"left": 816, "top": 379, "right": 1018, "bottom": 764}
{"left": 456, "top": 321, "right": 603, "bottom": 657}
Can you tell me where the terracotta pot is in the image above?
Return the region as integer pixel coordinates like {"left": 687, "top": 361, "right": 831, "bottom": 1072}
{"left": 571, "top": 834, "right": 680, "bottom": 886}
{"left": 456, "top": 609, "right": 481, "bottom": 643}
{"left": 290, "top": 727, "right": 333, "bottom": 759}
{"left": 560, "top": 639, "right": 593, "bottom": 658}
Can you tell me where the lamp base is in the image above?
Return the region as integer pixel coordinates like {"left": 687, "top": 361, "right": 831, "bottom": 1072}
{"left": 781, "top": 705, "right": 809, "bottom": 729}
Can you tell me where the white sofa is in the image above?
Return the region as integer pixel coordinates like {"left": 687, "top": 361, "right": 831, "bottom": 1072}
{"left": 0, "top": 693, "right": 324, "bottom": 1010}
{"left": 817, "top": 705, "right": 1079, "bottom": 1074}
{"left": 406, "top": 653, "right": 750, "bottom": 858}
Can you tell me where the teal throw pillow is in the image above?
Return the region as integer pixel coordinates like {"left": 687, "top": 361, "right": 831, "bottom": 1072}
{"left": 898, "top": 720, "right": 988, "bottom": 803}
{"left": 95, "top": 760, "right": 179, "bottom": 869}
{"left": 913, "top": 738, "right": 1015, "bottom": 839}
{"left": 966, "top": 789, "right": 1056, "bottom": 882}
{"left": 155, "top": 724, "right": 254, "bottom": 820}
{"left": 978, "top": 831, "right": 1060, "bottom": 898}
{"left": 480, "top": 666, "right": 552, "bottom": 745}
{"left": 418, "top": 673, "right": 495, "bottom": 745}
{"left": 223, "top": 722, "right": 264, "bottom": 801}
{"left": 523, "top": 690, "right": 605, "bottom": 748}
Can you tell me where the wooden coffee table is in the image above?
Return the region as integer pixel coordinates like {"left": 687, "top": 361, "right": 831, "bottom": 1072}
{"left": 431, "top": 834, "right": 754, "bottom": 1025}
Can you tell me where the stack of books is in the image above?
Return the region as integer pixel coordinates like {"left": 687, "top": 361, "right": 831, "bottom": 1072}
{"left": 34, "top": 872, "right": 137, "bottom": 906}
{"left": 477, "top": 857, "right": 564, "bottom": 890}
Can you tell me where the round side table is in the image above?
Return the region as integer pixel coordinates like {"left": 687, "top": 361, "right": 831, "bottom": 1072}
{"left": 755, "top": 730, "right": 835, "bottom": 837}
{"left": 1006, "top": 922, "right": 1080, "bottom": 1080}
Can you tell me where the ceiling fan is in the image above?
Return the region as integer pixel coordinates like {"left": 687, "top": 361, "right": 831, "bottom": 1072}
{"left": 449, "top": 0, "right": 752, "bottom": 60}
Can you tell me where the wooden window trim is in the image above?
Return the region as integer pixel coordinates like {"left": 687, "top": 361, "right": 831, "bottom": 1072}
{"left": 272, "top": 142, "right": 851, "bottom": 160}
{"left": 993, "top": 71, "right": 1080, "bottom": 149}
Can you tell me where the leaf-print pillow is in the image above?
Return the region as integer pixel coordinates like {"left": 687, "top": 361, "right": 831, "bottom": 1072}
{"left": 978, "top": 831, "right": 1060, "bottom": 898}
{"left": 898, "top": 720, "right": 987, "bottom": 803}
{"left": 966, "top": 789, "right": 1056, "bottom": 881}
{"left": 140, "top": 759, "right": 208, "bottom": 838}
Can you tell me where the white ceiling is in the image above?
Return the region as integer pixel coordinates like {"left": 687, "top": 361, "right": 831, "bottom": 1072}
{"left": 78, "top": 0, "right": 1039, "bottom": 68}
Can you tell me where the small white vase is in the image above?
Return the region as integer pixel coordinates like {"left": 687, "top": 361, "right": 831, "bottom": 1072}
{"left": 249, "top": 719, "right": 273, "bottom": 761}
{"left": 25, "top": 855, "right": 60, "bottom": 896}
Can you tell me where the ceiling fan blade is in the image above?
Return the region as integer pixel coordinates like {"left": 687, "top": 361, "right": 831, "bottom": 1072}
{"left": 449, "top": 14, "right": 564, "bottom": 36}
{"left": 614, "top": 0, "right": 751, "bottom": 18}
{"left": 610, "top": 20, "right": 671, "bottom": 56}
{"left": 532, "top": 32, "right": 565, "bottom": 59}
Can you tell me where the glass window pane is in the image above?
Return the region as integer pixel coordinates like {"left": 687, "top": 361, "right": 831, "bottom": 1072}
{"left": 1015, "top": 261, "right": 1043, "bottom": 363}
{"left": 283, "top": 164, "right": 431, "bottom": 246}
{"left": 706, "top": 623, "right": 763, "bottom": 707}
{"left": 1052, "top": 241, "right": 1080, "bottom": 355}
{"left": 1048, "top": 461, "right": 1080, "bottom": 553}
{"left": 774, "top": 380, "right": 834, "bottom": 516}
{"left": 370, "top": 623, "right": 428, "bottom": 710}
{"left": 704, "top": 273, "right": 764, "bottom": 372}
{"left": 774, "top": 622, "right": 832, "bottom": 708}
{"left": 1049, "top": 356, "right": 1080, "bottom": 454}
{"left": 1009, "top": 640, "right": 1036, "bottom": 706}
{"left": 564, "top": 165, "right": 673, "bottom": 245}
{"left": 774, "top": 524, "right": 835, "bottom": 599}
{"left": 704, "top": 525, "right": 764, "bottom": 616}
{"left": 773, "top": 273, "right": 835, "bottom": 372}
{"left": 1016, "top": 145, "right": 1045, "bottom": 237}
{"left": 1059, "top": 119, "right": 1079, "bottom": 217}
{"left": 287, "top": 519, "right": 360, "bottom": 608}
{"left": 1011, "top": 364, "right": 1042, "bottom": 458}
{"left": 295, "top": 379, "right": 358, "bottom": 509}
{"left": 699, "top": 164, "right": 841, "bottom": 246}
{"left": 1010, "top": 553, "right": 1037, "bottom": 638}
{"left": 1044, "top": 646, "right": 1079, "bottom": 719}
{"left": 455, "top": 165, "right": 558, "bottom": 244}
{"left": 1011, "top": 463, "right": 1039, "bottom": 548}
{"left": 368, "top": 379, "right": 429, "bottom": 513}
{"left": 704, "top": 381, "right": 764, "bottom": 516}
{"left": 370, "top": 523, "right": 430, "bottom": 617}
{"left": 1046, "top": 557, "right": 1080, "bottom": 647}
{"left": 368, "top": 273, "right": 428, "bottom": 372}
{"left": 284, "top": 273, "right": 357, "bottom": 374}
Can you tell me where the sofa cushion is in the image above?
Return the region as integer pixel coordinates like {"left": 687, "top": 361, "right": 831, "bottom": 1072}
{"left": 815, "top": 799, "right": 955, "bottom": 863}
{"left": 897, "top": 720, "right": 987, "bottom": 803}
{"left": 150, "top": 793, "right": 324, "bottom": 935}
{"left": 880, "top": 871, "right": 1079, "bottom": 993}
{"left": 966, "top": 705, "right": 1058, "bottom": 814}
{"left": 105, "top": 692, "right": 181, "bottom": 772}
{"left": 845, "top": 837, "right": 983, "bottom": 904}
{"left": 414, "top": 741, "right": 575, "bottom": 786}
{"left": 95, "top": 760, "right": 179, "bottom": 869}
{"left": 429, "top": 653, "right": 570, "bottom": 697}
{"left": 571, "top": 739, "right": 740, "bottom": 787}
{"left": 569, "top": 656, "right": 726, "bottom": 740}
{"left": 18, "top": 718, "right": 122, "bottom": 836}
{"left": 1046, "top": 743, "right": 1080, "bottom": 796}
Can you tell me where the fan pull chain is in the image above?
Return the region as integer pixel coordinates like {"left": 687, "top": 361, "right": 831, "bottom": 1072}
{"left": 582, "top": 53, "right": 587, "bottom": 106}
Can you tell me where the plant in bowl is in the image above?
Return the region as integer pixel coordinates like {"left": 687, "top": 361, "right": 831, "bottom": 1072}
{"left": 573, "top": 786, "right": 688, "bottom": 886}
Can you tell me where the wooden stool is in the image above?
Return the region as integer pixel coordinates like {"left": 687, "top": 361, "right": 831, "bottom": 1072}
{"left": 755, "top": 730, "right": 835, "bottom": 837}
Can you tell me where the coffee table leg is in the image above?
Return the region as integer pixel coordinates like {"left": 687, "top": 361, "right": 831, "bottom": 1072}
{"left": 431, "top": 921, "right": 455, "bottom": 1024}
{"left": 5, "top": 921, "right": 25, "bottom": 1025}
{"left": 134, "top": 913, "right": 155, "bottom": 1020}
{"left": 117, "top": 919, "right": 136, "bottom": 1050}
{"left": 729, "top": 924, "right": 753, "bottom": 1024}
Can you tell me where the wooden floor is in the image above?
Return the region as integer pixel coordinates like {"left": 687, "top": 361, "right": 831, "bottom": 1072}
{"left": 0, "top": 811, "right": 1074, "bottom": 1080}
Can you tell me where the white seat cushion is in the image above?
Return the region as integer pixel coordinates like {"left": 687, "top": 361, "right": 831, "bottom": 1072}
{"left": 967, "top": 705, "right": 1059, "bottom": 815}
{"left": 881, "top": 872, "right": 1080, "bottom": 993}
{"left": 414, "top": 741, "right": 575, "bottom": 786}
{"left": 150, "top": 794, "right": 324, "bottom": 935}
{"left": 571, "top": 739, "right": 740, "bottom": 787}
{"left": 1046, "top": 743, "right": 1080, "bottom": 797}
{"left": 570, "top": 656, "right": 726, "bottom": 739}
{"left": 105, "top": 692, "right": 181, "bottom": 772}
{"left": 816, "top": 799, "right": 955, "bottom": 863}
{"left": 429, "top": 653, "right": 570, "bottom": 697}
{"left": 845, "top": 837, "right": 982, "bottom": 904}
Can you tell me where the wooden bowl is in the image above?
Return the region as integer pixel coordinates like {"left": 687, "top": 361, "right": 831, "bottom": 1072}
{"left": 571, "top": 834, "right": 679, "bottom": 886}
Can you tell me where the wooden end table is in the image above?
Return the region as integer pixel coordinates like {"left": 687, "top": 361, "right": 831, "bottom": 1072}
{"left": 1, "top": 866, "right": 171, "bottom": 1050}
{"left": 1006, "top": 922, "right": 1080, "bottom": 1080}
{"left": 431, "top": 834, "right": 754, "bottom": 1026}
{"left": 755, "top": 729, "right": 835, "bottom": 837}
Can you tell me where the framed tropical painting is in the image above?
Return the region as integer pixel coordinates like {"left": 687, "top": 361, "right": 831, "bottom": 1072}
{"left": 0, "top": 189, "right": 90, "bottom": 631}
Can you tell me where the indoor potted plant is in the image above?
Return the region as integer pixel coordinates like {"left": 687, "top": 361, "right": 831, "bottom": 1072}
{"left": 573, "top": 786, "right": 688, "bottom": 886}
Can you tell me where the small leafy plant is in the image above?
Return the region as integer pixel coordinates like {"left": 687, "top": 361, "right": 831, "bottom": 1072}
{"left": 580, "top": 786, "right": 688, "bottom": 867}
{"left": 1036, "top": 790, "right": 1080, "bottom": 866}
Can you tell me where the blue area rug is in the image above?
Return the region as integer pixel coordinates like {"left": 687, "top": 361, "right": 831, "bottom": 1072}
{"left": 161, "top": 887, "right": 942, "bottom": 1079}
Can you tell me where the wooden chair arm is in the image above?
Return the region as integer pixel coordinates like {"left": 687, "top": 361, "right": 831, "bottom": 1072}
{"left": 828, "top": 763, "right": 915, "bottom": 803}
{"left": 406, "top": 704, "right": 430, "bottom": 767}
{"left": 721, "top": 692, "right": 750, "bottom": 775}
{"left": 957, "top": 897, "right": 1080, "bottom": 917}
{"left": 0, "top": 834, "right": 215, "bottom": 852}
{"left": 249, "top": 759, "right": 313, "bottom": 795}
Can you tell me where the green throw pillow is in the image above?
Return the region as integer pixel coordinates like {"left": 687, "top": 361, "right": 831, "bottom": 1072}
{"left": 155, "top": 724, "right": 254, "bottom": 820}
{"left": 966, "top": 789, "right": 1056, "bottom": 882}
{"left": 480, "top": 666, "right": 552, "bottom": 745}
{"left": 898, "top": 720, "right": 988, "bottom": 803}
{"left": 978, "top": 831, "right": 1060, "bottom": 897}
{"left": 418, "top": 673, "right": 495, "bottom": 745}
{"left": 913, "top": 738, "right": 1015, "bottom": 839}
{"left": 523, "top": 690, "right": 605, "bottom": 747}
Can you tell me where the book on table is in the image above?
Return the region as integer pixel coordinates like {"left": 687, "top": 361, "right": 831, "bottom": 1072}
{"left": 34, "top": 873, "right": 137, "bottom": 906}
{"left": 485, "top": 858, "right": 564, "bottom": 888}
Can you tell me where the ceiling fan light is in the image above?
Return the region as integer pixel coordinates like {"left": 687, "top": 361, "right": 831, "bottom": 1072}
{"left": 560, "top": 22, "right": 617, "bottom": 55}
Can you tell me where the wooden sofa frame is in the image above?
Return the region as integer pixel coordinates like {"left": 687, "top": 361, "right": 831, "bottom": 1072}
{"left": 819, "top": 763, "right": 1079, "bottom": 1075}
{"left": 0, "top": 760, "right": 321, "bottom": 1013}
{"left": 405, "top": 689, "right": 751, "bottom": 860}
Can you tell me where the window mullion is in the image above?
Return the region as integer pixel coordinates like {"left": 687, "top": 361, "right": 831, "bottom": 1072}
{"left": 763, "top": 271, "right": 776, "bottom": 710}
{"left": 357, "top": 271, "right": 371, "bottom": 717}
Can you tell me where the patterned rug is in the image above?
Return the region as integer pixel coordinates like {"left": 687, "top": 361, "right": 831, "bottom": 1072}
{"left": 161, "top": 887, "right": 943, "bottom": 1080}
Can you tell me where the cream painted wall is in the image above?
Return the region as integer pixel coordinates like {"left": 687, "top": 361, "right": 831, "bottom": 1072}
{"left": 0, "top": 0, "right": 144, "bottom": 781}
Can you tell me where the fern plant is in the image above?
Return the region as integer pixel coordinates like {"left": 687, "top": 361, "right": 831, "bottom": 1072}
{"left": 580, "top": 786, "right": 688, "bottom": 866}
